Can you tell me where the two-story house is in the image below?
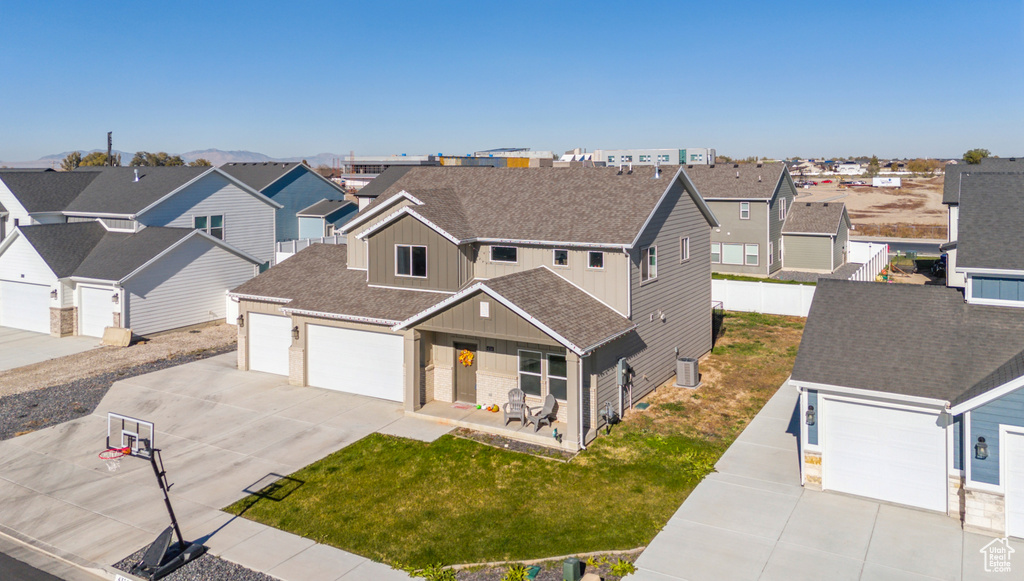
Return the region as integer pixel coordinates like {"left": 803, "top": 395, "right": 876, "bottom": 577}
{"left": 0, "top": 167, "right": 278, "bottom": 337}
{"left": 790, "top": 169, "right": 1024, "bottom": 538}
{"left": 229, "top": 166, "right": 719, "bottom": 450}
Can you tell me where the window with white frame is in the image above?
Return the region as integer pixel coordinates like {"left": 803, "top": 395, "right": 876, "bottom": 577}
{"left": 745, "top": 243, "right": 759, "bottom": 266}
{"left": 658, "top": 154, "right": 670, "bottom": 162}
{"left": 739, "top": 202, "right": 750, "bottom": 220}
{"left": 768, "top": 241, "right": 774, "bottom": 265}
{"left": 641, "top": 246, "right": 657, "bottom": 281}
{"left": 548, "top": 354, "right": 567, "bottom": 400}
{"left": 490, "top": 246, "right": 518, "bottom": 263}
{"left": 396, "top": 244, "right": 427, "bottom": 277}
{"left": 553, "top": 249, "right": 569, "bottom": 267}
{"left": 680, "top": 237, "right": 690, "bottom": 262}
{"left": 711, "top": 242, "right": 721, "bottom": 264}
{"left": 639, "top": 155, "right": 651, "bottom": 162}
{"left": 518, "top": 350, "right": 542, "bottom": 396}
{"left": 193, "top": 215, "right": 224, "bottom": 239}
{"left": 779, "top": 198, "right": 787, "bottom": 220}
{"left": 588, "top": 251, "right": 604, "bottom": 269}
{"left": 722, "top": 243, "right": 744, "bottom": 265}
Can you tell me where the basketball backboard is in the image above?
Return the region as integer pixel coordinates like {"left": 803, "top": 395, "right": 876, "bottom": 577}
{"left": 106, "top": 412, "right": 155, "bottom": 459}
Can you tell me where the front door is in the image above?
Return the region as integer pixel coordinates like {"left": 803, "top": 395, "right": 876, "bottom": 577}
{"left": 453, "top": 342, "right": 477, "bottom": 403}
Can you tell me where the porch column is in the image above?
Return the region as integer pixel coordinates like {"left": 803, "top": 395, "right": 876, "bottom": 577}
{"left": 404, "top": 330, "right": 421, "bottom": 412}
{"left": 567, "top": 351, "right": 581, "bottom": 449}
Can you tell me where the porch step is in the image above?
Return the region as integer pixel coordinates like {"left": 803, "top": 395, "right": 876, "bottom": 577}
{"left": 405, "top": 409, "right": 576, "bottom": 451}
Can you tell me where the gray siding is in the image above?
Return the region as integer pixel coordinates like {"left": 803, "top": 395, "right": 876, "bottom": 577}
{"left": 345, "top": 197, "right": 416, "bottom": 269}
{"left": 68, "top": 216, "right": 138, "bottom": 230}
{"left": 708, "top": 199, "right": 769, "bottom": 276}
{"left": 417, "top": 292, "right": 561, "bottom": 346}
{"left": 124, "top": 236, "right": 255, "bottom": 335}
{"left": 768, "top": 175, "right": 796, "bottom": 274}
{"left": 834, "top": 222, "right": 849, "bottom": 268}
{"left": 782, "top": 234, "right": 833, "bottom": 271}
{"left": 366, "top": 214, "right": 461, "bottom": 291}
{"left": 808, "top": 390, "right": 819, "bottom": 445}
{"left": 592, "top": 179, "right": 712, "bottom": 430}
{"left": 970, "top": 387, "right": 1024, "bottom": 486}
{"left": 138, "top": 173, "right": 276, "bottom": 265}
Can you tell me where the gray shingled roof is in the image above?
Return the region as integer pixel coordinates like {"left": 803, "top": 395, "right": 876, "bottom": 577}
{"left": 942, "top": 158, "right": 1024, "bottom": 204}
{"left": 956, "top": 173, "right": 1024, "bottom": 271}
{"left": 479, "top": 267, "right": 635, "bottom": 352}
{"left": 792, "top": 279, "right": 1024, "bottom": 406}
{"left": 18, "top": 222, "right": 108, "bottom": 277}
{"left": 782, "top": 202, "right": 849, "bottom": 235}
{"left": 351, "top": 165, "right": 414, "bottom": 198}
{"left": 682, "top": 162, "right": 787, "bottom": 200}
{"left": 0, "top": 170, "right": 99, "bottom": 213}
{"left": 354, "top": 166, "right": 711, "bottom": 246}
{"left": 63, "top": 167, "right": 210, "bottom": 215}
{"left": 219, "top": 162, "right": 301, "bottom": 191}
{"left": 230, "top": 244, "right": 442, "bottom": 323}
{"left": 296, "top": 199, "right": 354, "bottom": 218}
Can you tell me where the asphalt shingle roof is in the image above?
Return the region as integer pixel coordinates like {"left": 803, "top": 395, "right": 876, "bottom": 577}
{"left": 63, "top": 167, "right": 210, "bottom": 215}
{"left": 351, "top": 166, "right": 414, "bottom": 198}
{"left": 782, "top": 202, "right": 849, "bottom": 235}
{"left": 18, "top": 222, "right": 109, "bottom": 278}
{"left": 956, "top": 173, "right": 1024, "bottom": 271}
{"left": 0, "top": 171, "right": 99, "bottom": 213}
{"left": 791, "top": 279, "right": 1024, "bottom": 406}
{"left": 942, "top": 158, "right": 1024, "bottom": 204}
{"left": 219, "top": 162, "right": 301, "bottom": 191}
{"left": 682, "top": 162, "right": 787, "bottom": 200}
{"left": 296, "top": 199, "right": 354, "bottom": 217}
{"left": 354, "top": 166, "right": 701, "bottom": 246}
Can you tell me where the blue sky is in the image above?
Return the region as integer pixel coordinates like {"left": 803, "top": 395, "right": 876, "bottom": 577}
{"left": 1, "top": 0, "right": 1021, "bottom": 161}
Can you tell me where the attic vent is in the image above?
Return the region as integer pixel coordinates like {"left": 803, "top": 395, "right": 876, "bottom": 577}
{"left": 733, "top": 164, "right": 739, "bottom": 168}
{"left": 823, "top": 203, "right": 829, "bottom": 207}
{"left": 133, "top": 169, "right": 139, "bottom": 182}
{"left": 805, "top": 203, "right": 812, "bottom": 207}
{"left": 687, "top": 165, "right": 694, "bottom": 169}
{"left": 756, "top": 163, "right": 763, "bottom": 168}
{"left": 709, "top": 164, "right": 715, "bottom": 169}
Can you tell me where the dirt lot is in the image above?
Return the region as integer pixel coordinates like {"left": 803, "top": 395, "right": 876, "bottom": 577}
{"left": 794, "top": 176, "right": 946, "bottom": 229}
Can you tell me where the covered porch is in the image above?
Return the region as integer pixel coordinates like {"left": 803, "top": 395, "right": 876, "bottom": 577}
{"left": 412, "top": 400, "right": 572, "bottom": 450}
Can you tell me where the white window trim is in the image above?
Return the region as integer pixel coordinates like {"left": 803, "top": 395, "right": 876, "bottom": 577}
{"left": 740, "top": 202, "right": 750, "bottom": 220}
{"left": 395, "top": 244, "right": 428, "bottom": 278}
{"left": 779, "top": 198, "right": 787, "bottom": 220}
{"left": 641, "top": 245, "right": 658, "bottom": 282}
{"left": 518, "top": 349, "right": 543, "bottom": 396}
{"left": 680, "top": 237, "right": 690, "bottom": 263}
{"left": 490, "top": 245, "right": 518, "bottom": 264}
{"left": 745, "top": 243, "right": 759, "bottom": 266}
{"left": 479, "top": 300, "right": 490, "bottom": 318}
{"left": 721, "top": 242, "right": 744, "bottom": 265}
{"left": 552, "top": 248, "right": 570, "bottom": 268}
{"left": 587, "top": 251, "right": 605, "bottom": 270}
{"left": 192, "top": 214, "right": 225, "bottom": 239}
{"left": 711, "top": 242, "right": 721, "bottom": 264}
{"left": 546, "top": 352, "right": 568, "bottom": 402}
{"left": 768, "top": 241, "right": 774, "bottom": 266}
{"left": 966, "top": 274, "right": 1024, "bottom": 308}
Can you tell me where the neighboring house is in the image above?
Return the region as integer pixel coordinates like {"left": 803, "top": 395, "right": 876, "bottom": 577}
{"left": 835, "top": 162, "right": 863, "bottom": 175}
{"left": 0, "top": 222, "right": 260, "bottom": 337}
{"left": 296, "top": 199, "right": 357, "bottom": 239}
{"left": 591, "top": 148, "right": 716, "bottom": 166}
{"left": 780, "top": 202, "right": 851, "bottom": 273}
{"left": 219, "top": 162, "right": 350, "bottom": 243}
{"left": 941, "top": 157, "right": 1024, "bottom": 288}
{"left": 230, "top": 166, "right": 719, "bottom": 450}
{"left": 686, "top": 162, "right": 797, "bottom": 277}
{"left": 350, "top": 166, "right": 415, "bottom": 210}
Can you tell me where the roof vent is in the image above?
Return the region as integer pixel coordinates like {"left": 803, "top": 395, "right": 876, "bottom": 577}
{"left": 758, "top": 175, "right": 762, "bottom": 182}
{"left": 133, "top": 169, "right": 139, "bottom": 182}
{"left": 756, "top": 163, "right": 763, "bottom": 168}
{"left": 687, "top": 164, "right": 693, "bottom": 169}
{"left": 733, "top": 164, "right": 739, "bottom": 168}
{"left": 823, "top": 203, "right": 829, "bottom": 207}
{"left": 806, "top": 203, "right": 812, "bottom": 206}
{"left": 654, "top": 161, "right": 662, "bottom": 179}
{"left": 709, "top": 164, "right": 715, "bottom": 169}
{"left": 628, "top": 164, "right": 633, "bottom": 175}
{"left": 735, "top": 171, "right": 740, "bottom": 178}
{"left": 617, "top": 164, "right": 623, "bottom": 175}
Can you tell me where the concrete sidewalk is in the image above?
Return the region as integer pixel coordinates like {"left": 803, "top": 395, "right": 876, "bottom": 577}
{"left": 0, "top": 327, "right": 99, "bottom": 371}
{"left": 632, "top": 383, "right": 1024, "bottom": 581}
{"left": 0, "top": 353, "right": 452, "bottom": 580}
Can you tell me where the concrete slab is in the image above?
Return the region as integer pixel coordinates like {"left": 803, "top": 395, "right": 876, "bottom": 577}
{"left": 760, "top": 542, "right": 864, "bottom": 581}
{"left": 962, "top": 532, "right": 1024, "bottom": 581}
{"left": 203, "top": 414, "right": 315, "bottom": 456}
{"left": 200, "top": 515, "right": 269, "bottom": 555}
{"left": 865, "top": 504, "right": 963, "bottom": 581}
{"left": 859, "top": 562, "right": 946, "bottom": 581}
{"left": 732, "top": 413, "right": 800, "bottom": 454}
{"left": 778, "top": 489, "right": 879, "bottom": 560}
{"left": 667, "top": 478, "right": 799, "bottom": 540}
{"left": 714, "top": 440, "right": 803, "bottom": 487}
{"left": 635, "top": 520, "right": 776, "bottom": 581}
{"left": 377, "top": 416, "right": 452, "bottom": 443}
{"left": 337, "top": 559, "right": 413, "bottom": 581}
{"left": 249, "top": 424, "right": 358, "bottom": 468}
{"left": 218, "top": 527, "right": 316, "bottom": 574}
{"left": 274, "top": 391, "right": 379, "bottom": 425}
{"left": 268, "top": 542, "right": 366, "bottom": 581}
{"left": 0, "top": 328, "right": 99, "bottom": 371}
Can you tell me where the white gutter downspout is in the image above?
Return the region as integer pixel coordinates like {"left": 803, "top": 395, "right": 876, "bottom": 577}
{"left": 578, "top": 355, "right": 586, "bottom": 450}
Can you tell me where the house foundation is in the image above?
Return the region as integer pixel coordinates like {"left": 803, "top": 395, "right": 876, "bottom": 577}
{"left": 288, "top": 346, "right": 305, "bottom": 386}
{"left": 962, "top": 485, "right": 1006, "bottom": 535}
{"left": 803, "top": 451, "right": 822, "bottom": 490}
{"left": 49, "top": 307, "right": 76, "bottom": 337}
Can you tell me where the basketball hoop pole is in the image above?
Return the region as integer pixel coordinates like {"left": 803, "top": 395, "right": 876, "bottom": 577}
{"left": 145, "top": 445, "right": 185, "bottom": 548}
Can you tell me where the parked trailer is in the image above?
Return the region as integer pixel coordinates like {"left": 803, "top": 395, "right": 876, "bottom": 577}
{"left": 872, "top": 177, "right": 902, "bottom": 187}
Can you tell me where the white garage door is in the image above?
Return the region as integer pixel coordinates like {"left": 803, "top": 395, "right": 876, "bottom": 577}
{"left": 822, "top": 399, "right": 946, "bottom": 512}
{"left": 80, "top": 286, "right": 115, "bottom": 338}
{"left": 1004, "top": 432, "right": 1024, "bottom": 538}
{"left": 307, "top": 324, "right": 404, "bottom": 401}
{"left": 0, "top": 281, "right": 51, "bottom": 334}
{"left": 248, "top": 313, "right": 291, "bottom": 376}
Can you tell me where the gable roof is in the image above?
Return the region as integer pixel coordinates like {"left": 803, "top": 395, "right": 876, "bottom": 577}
{"left": 0, "top": 170, "right": 99, "bottom": 213}
{"left": 219, "top": 162, "right": 303, "bottom": 191}
{"left": 394, "top": 267, "right": 636, "bottom": 355}
{"left": 349, "top": 166, "right": 716, "bottom": 247}
{"left": 17, "top": 221, "right": 109, "bottom": 277}
{"left": 956, "top": 173, "right": 1024, "bottom": 271}
{"left": 682, "top": 162, "right": 788, "bottom": 200}
{"left": 782, "top": 202, "right": 850, "bottom": 235}
{"left": 943, "top": 157, "right": 1024, "bottom": 204}
{"left": 351, "top": 165, "right": 415, "bottom": 199}
{"left": 229, "top": 244, "right": 442, "bottom": 325}
{"left": 296, "top": 199, "right": 354, "bottom": 218}
{"left": 791, "top": 279, "right": 1024, "bottom": 407}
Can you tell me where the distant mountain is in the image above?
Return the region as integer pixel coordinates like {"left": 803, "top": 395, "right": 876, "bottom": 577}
{"left": 2, "top": 149, "right": 346, "bottom": 169}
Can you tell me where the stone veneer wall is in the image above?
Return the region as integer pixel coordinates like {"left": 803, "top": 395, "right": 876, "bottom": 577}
{"left": 113, "top": 312, "right": 121, "bottom": 328}
{"left": 420, "top": 365, "right": 432, "bottom": 406}
{"left": 433, "top": 365, "right": 453, "bottom": 402}
{"left": 49, "top": 307, "right": 76, "bottom": 337}
{"left": 963, "top": 485, "right": 1006, "bottom": 535}
{"left": 237, "top": 325, "right": 248, "bottom": 370}
{"left": 288, "top": 346, "right": 305, "bottom": 386}
{"left": 803, "top": 451, "right": 822, "bottom": 490}
{"left": 948, "top": 475, "right": 965, "bottom": 522}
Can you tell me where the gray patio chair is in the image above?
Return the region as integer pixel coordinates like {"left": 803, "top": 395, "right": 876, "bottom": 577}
{"left": 503, "top": 388, "right": 527, "bottom": 426}
{"left": 525, "top": 394, "right": 557, "bottom": 432}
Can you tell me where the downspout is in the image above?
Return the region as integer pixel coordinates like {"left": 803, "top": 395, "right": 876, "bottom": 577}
{"left": 578, "top": 355, "right": 586, "bottom": 450}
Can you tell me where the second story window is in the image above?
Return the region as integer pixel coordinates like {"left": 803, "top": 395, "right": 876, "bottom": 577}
{"left": 491, "top": 246, "right": 518, "bottom": 263}
{"left": 642, "top": 246, "right": 657, "bottom": 282}
{"left": 680, "top": 237, "right": 690, "bottom": 262}
{"left": 553, "top": 249, "right": 569, "bottom": 267}
{"left": 588, "top": 251, "right": 604, "bottom": 269}
{"left": 396, "top": 244, "right": 427, "bottom": 278}
{"left": 779, "top": 198, "right": 787, "bottom": 220}
{"left": 193, "top": 215, "right": 224, "bottom": 239}
{"left": 739, "top": 202, "right": 750, "bottom": 220}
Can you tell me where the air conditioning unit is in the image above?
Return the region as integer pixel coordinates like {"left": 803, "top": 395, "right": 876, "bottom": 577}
{"left": 675, "top": 357, "right": 700, "bottom": 388}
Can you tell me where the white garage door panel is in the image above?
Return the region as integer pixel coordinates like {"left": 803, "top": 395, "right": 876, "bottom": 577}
{"left": 1005, "top": 433, "right": 1024, "bottom": 538}
{"left": 0, "top": 281, "right": 51, "bottom": 334}
{"left": 307, "top": 325, "right": 403, "bottom": 401}
{"left": 823, "top": 399, "right": 946, "bottom": 512}
{"left": 248, "top": 313, "right": 291, "bottom": 376}
{"left": 80, "top": 286, "right": 115, "bottom": 338}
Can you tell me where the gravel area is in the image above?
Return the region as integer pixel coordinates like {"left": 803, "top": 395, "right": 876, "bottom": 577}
{"left": 0, "top": 323, "right": 237, "bottom": 398}
{"left": 454, "top": 550, "right": 642, "bottom": 581}
{"left": 771, "top": 262, "right": 861, "bottom": 283}
{"left": 0, "top": 342, "right": 235, "bottom": 440}
{"left": 114, "top": 546, "right": 277, "bottom": 581}
{"left": 451, "top": 428, "right": 576, "bottom": 462}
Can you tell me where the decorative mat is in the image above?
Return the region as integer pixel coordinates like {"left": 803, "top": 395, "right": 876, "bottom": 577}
{"left": 450, "top": 403, "right": 475, "bottom": 410}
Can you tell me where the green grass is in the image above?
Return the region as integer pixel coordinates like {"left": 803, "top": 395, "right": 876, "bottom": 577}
{"left": 712, "top": 272, "right": 815, "bottom": 286}
{"left": 224, "top": 312, "right": 805, "bottom": 569}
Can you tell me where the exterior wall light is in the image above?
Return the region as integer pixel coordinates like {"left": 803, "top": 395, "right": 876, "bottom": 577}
{"left": 237, "top": 314, "right": 244, "bottom": 328}
{"left": 976, "top": 437, "right": 988, "bottom": 460}
{"left": 50, "top": 289, "right": 57, "bottom": 300}
{"left": 111, "top": 293, "right": 119, "bottom": 304}
{"left": 291, "top": 326, "right": 300, "bottom": 340}
{"left": 805, "top": 405, "right": 816, "bottom": 426}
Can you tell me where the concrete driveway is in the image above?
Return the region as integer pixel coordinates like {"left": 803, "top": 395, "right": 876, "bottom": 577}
{"left": 0, "top": 353, "right": 449, "bottom": 580}
{"left": 633, "top": 383, "right": 1024, "bottom": 581}
{"left": 0, "top": 327, "right": 99, "bottom": 371}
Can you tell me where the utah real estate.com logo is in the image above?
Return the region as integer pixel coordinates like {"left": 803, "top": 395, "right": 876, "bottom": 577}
{"left": 981, "top": 538, "right": 1014, "bottom": 573}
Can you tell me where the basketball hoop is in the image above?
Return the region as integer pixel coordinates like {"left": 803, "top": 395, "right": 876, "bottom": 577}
{"left": 99, "top": 447, "right": 130, "bottom": 472}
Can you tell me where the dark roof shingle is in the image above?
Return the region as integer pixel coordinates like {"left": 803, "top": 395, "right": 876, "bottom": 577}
{"left": 219, "top": 162, "right": 301, "bottom": 191}
{"left": 782, "top": 202, "right": 849, "bottom": 235}
{"left": 0, "top": 171, "right": 99, "bottom": 213}
{"left": 956, "top": 173, "right": 1024, "bottom": 271}
{"left": 682, "top": 162, "right": 787, "bottom": 200}
{"left": 296, "top": 199, "right": 354, "bottom": 217}
{"left": 63, "top": 167, "right": 210, "bottom": 215}
{"left": 943, "top": 158, "right": 1024, "bottom": 204}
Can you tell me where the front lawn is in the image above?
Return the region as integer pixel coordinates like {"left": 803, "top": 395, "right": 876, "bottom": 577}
{"left": 224, "top": 312, "right": 804, "bottom": 568}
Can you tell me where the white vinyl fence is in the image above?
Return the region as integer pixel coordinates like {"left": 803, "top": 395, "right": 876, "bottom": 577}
{"left": 275, "top": 234, "right": 346, "bottom": 264}
{"left": 847, "top": 241, "right": 889, "bottom": 282}
{"left": 712, "top": 279, "right": 817, "bottom": 317}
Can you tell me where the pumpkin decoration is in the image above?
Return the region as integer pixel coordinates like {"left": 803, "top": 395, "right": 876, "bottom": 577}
{"left": 458, "top": 349, "right": 474, "bottom": 367}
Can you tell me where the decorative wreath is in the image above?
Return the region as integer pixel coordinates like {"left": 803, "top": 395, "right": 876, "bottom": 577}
{"left": 458, "top": 349, "right": 474, "bottom": 367}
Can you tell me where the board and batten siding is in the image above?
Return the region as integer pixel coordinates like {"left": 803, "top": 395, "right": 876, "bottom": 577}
{"left": 124, "top": 236, "right": 256, "bottom": 335}
{"left": 262, "top": 167, "right": 345, "bottom": 242}
{"left": 366, "top": 214, "right": 462, "bottom": 292}
{"left": 969, "top": 387, "right": 1024, "bottom": 486}
{"left": 834, "top": 221, "right": 849, "bottom": 269}
{"left": 432, "top": 333, "right": 563, "bottom": 377}
{"left": 417, "top": 292, "right": 562, "bottom": 347}
{"left": 782, "top": 234, "right": 833, "bottom": 272}
{"left": 707, "top": 199, "right": 769, "bottom": 276}
{"left": 0, "top": 235, "right": 58, "bottom": 287}
{"left": 768, "top": 175, "right": 796, "bottom": 274}
{"left": 345, "top": 197, "right": 418, "bottom": 269}
{"left": 137, "top": 173, "right": 276, "bottom": 265}
{"left": 473, "top": 244, "right": 629, "bottom": 315}
{"left": 591, "top": 179, "right": 713, "bottom": 431}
